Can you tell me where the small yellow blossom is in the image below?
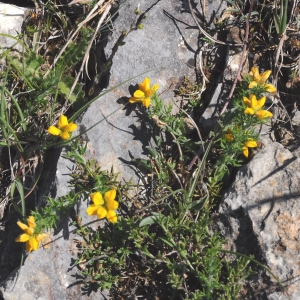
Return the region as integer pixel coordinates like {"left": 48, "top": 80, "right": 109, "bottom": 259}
{"left": 242, "top": 138, "right": 258, "bottom": 158}
{"left": 248, "top": 67, "right": 276, "bottom": 93}
{"left": 243, "top": 94, "right": 273, "bottom": 120}
{"left": 224, "top": 129, "right": 235, "bottom": 142}
{"left": 47, "top": 115, "right": 77, "bottom": 140}
{"left": 86, "top": 189, "right": 119, "bottom": 223}
{"left": 15, "top": 216, "right": 47, "bottom": 252}
{"left": 129, "top": 77, "right": 159, "bottom": 108}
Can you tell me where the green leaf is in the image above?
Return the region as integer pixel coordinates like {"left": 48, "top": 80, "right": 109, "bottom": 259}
{"left": 139, "top": 212, "right": 161, "bottom": 227}
{"left": 131, "top": 158, "right": 152, "bottom": 173}
{"left": 10, "top": 180, "right": 25, "bottom": 216}
{"left": 0, "top": 117, "right": 23, "bottom": 152}
{"left": 152, "top": 125, "right": 162, "bottom": 147}
{"left": 146, "top": 146, "right": 159, "bottom": 158}
{"left": 159, "top": 237, "right": 175, "bottom": 248}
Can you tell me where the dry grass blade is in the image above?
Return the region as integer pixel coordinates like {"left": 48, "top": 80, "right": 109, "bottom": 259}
{"left": 43, "top": 0, "right": 110, "bottom": 78}
{"left": 188, "top": 0, "right": 243, "bottom": 46}
{"left": 273, "top": 0, "right": 298, "bottom": 86}
{"left": 67, "top": 2, "right": 113, "bottom": 102}
{"left": 219, "top": 0, "right": 254, "bottom": 117}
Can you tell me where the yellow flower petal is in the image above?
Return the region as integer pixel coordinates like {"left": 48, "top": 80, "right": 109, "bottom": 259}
{"left": 106, "top": 199, "right": 119, "bottom": 210}
{"left": 264, "top": 83, "right": 276, "bottom": 93}
{"left": 27, "top": 216, "right": 36, "bottom": 228}
{"left": 15, "top": 233, "right": 30, "bottom": 242}
{"left": 243, "top": 96, "right": 251, "bottom": 107}
{"left": 259, "top": 70, "right": 271, "bottom": 84}
{"left": 133, "top": 90, "right": 145, "bottom": 99}
{"left": 26, "top": 227, "right": 34, "bottom": 235}
{"left": 86, "top": 204, "right": 99, "bottom": 215}
{"left": 35, "top": 233, "right": 48, "bottom": 243}
{"left": 249, "top": 94, "right": 258, "bottom": 109}
{"left": 245, "top": 140, "right": 258, "bottom": 148}
{"left": 248, "top": 81, "right": 258, "bottom": 89}
{"left": 104, "top": 190, "right": 116, "bottom": 202}
{"left": 256, "top": 96, "right": 266, "bottom": 109}
{"left": 57, "top": 115, "right": 68, "bottom": 129}
{"left": 142, "top": 97, "right": 151, "bottom": 108}
{"left": 250, "top": 67, "right": 259, "bottom": 77}
{"left": 139, "top": 77, "right": 150, "bottom": 92}
{"left": 244, "top": 108, "right": 255, "bottom": 115}
{"left": 242, "top": 146, "right": 249, "bottom": 158}
{"left": 60, "top": 132, "right": 70, "bottom": 140}
{"left": 255, "top": 110, "right": 273, "bottom": 120}
{"left": 27, "top": 237, "right": 39, "bottom": 252}
{"left": 91, "top": 192, "right": 104, "bottom": 205}
{"left": 17, "top": 221, "right": 29, "bottom": 231}
{"left": 97, "top": 206, "right": 107, "bottom": 219}
{"left": 47, "top": 126, "right": 61, "bottom": 136}
{"left": 129, "top": 96, "right": 142, "bottom": 104}
{"left": 152, "top": 84, "right": 159, "bottom": 92}
{"left": 63, "top": 122, "right": 77, "bottom": 133}
{"left": 106, "top": 210, "right": 118, "bottom": 223}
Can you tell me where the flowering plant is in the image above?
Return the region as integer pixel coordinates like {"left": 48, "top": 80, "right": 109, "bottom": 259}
{"left": 248, "top": 67, "right": 276, "bottom": 93}
{"left": 15, "top": 216, "right": 47, "bottom": 252}
{"left": 243, "top": 94, "right": 273, "bottom": 120}
{"left": 86, "top": 189, "right": 119, "bottom": 223}
{"left": 129, "top": 77, "right": 159, "bottom": 108}
{"left": 47, "top": 115, "right": 77, "bottom": 140}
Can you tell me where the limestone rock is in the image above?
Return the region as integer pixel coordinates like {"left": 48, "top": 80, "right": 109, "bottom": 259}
{"left": 79, "top": 0, "right": 199, "bottom": 182}
{"left": 0, "top": 3, "right": 28, "bottom": 52}
{"left": 0, "top": 0, "right": 200, "bottom": 298}
{"left": 217, "top": 142, "right": 300, "bottom": 299}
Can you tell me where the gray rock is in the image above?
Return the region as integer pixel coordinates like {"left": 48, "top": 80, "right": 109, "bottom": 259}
{"left": 199, "top": 25, "right": 249, "bottom": 131}
{"left": 0, "top": 0, "right": 200, "bottom": 298}
{"left": 0, "top": 215, "right": 108, "bottom": 300}
{"left": 79, "top": 0, "right": 199, "bottom": 182}
{"left": 217, "top": 142, "right": 300, "bottom": 299}
{"left": 0, "top": 4, "right": 28, "bottom": 52}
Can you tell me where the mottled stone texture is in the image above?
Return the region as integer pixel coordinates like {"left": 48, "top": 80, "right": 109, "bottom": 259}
{"left": 0, "top": 4, "right": 28, "bottom": 52}
{"left": 80, "top": 0, "right": 200, "bottom": 183}
{"left": 218, "top": 142, "right": 300, "bottom": 299}
{"left": 0, "top": 0, "right": 200, "bottom": 299}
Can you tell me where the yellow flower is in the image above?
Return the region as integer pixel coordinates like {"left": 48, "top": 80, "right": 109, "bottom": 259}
{"left": 243, "top": 94, "right": 273, "bottom": 120}
{"left": 129, "top": 77, "right": 159, "bottom": 108}
{"left": 224, "top": 129, "right": 234, "bottom": 142}
{"left": 86, "top": 189, "right": 119, "bottom": 223}
{"left": 15, "top": 216, "right": 47, "bottom": 252}
{"left": 47, "top": 115, "right": 77, "bottom": 140}
{"left": 242, "top": 138, "right": 258, "bottom": 158}
{"left": 87, "top": 192, "right": 107, "bottom": 218}
{"left": 248, "top": 67, "right": 276, "bottom": 93}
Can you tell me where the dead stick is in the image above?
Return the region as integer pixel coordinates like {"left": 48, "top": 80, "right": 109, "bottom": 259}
{"left": 66, "top": 4, "right": 112, "bottom": 102}
{"left": 43, "top": 0, "right": 106, "bottom": 78}
{"left": 219, "top": 0, "right": 254, "bottom": 117}
{"left": 187, "top": 0, "right": 254, "bottom": 170}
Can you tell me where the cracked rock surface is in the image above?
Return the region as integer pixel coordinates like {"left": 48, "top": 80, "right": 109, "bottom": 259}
{"left": 217, "top": 142, "right": 300, "bottom": 299}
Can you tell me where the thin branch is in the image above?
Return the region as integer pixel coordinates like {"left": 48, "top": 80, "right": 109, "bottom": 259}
{"left": 219, "top": 0, "right": 254, "bottom": 117}
{"left": 66, "top": 3, "right": 112, "bottom": 104}
{"left": 188, "top": 0, "right": 243, "bottom": 47}
{"left": 43, "top": 0, "right": 108, "bottom": 78}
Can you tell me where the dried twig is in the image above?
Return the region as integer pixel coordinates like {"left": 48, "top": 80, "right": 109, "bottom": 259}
{"left": 188, "top": 0, "right": 243, "bottom": 47}
{"left": 219, "top": 0, "right": 254, "bottom": 117}
{"left": 66, "top": 3, "right": 112, "bottom": 104}
{"left": 43, "top": 0, "right": 108, "bottom": 78}
{"left": 273, "top": 0, "right": 297, "bottom": 86}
